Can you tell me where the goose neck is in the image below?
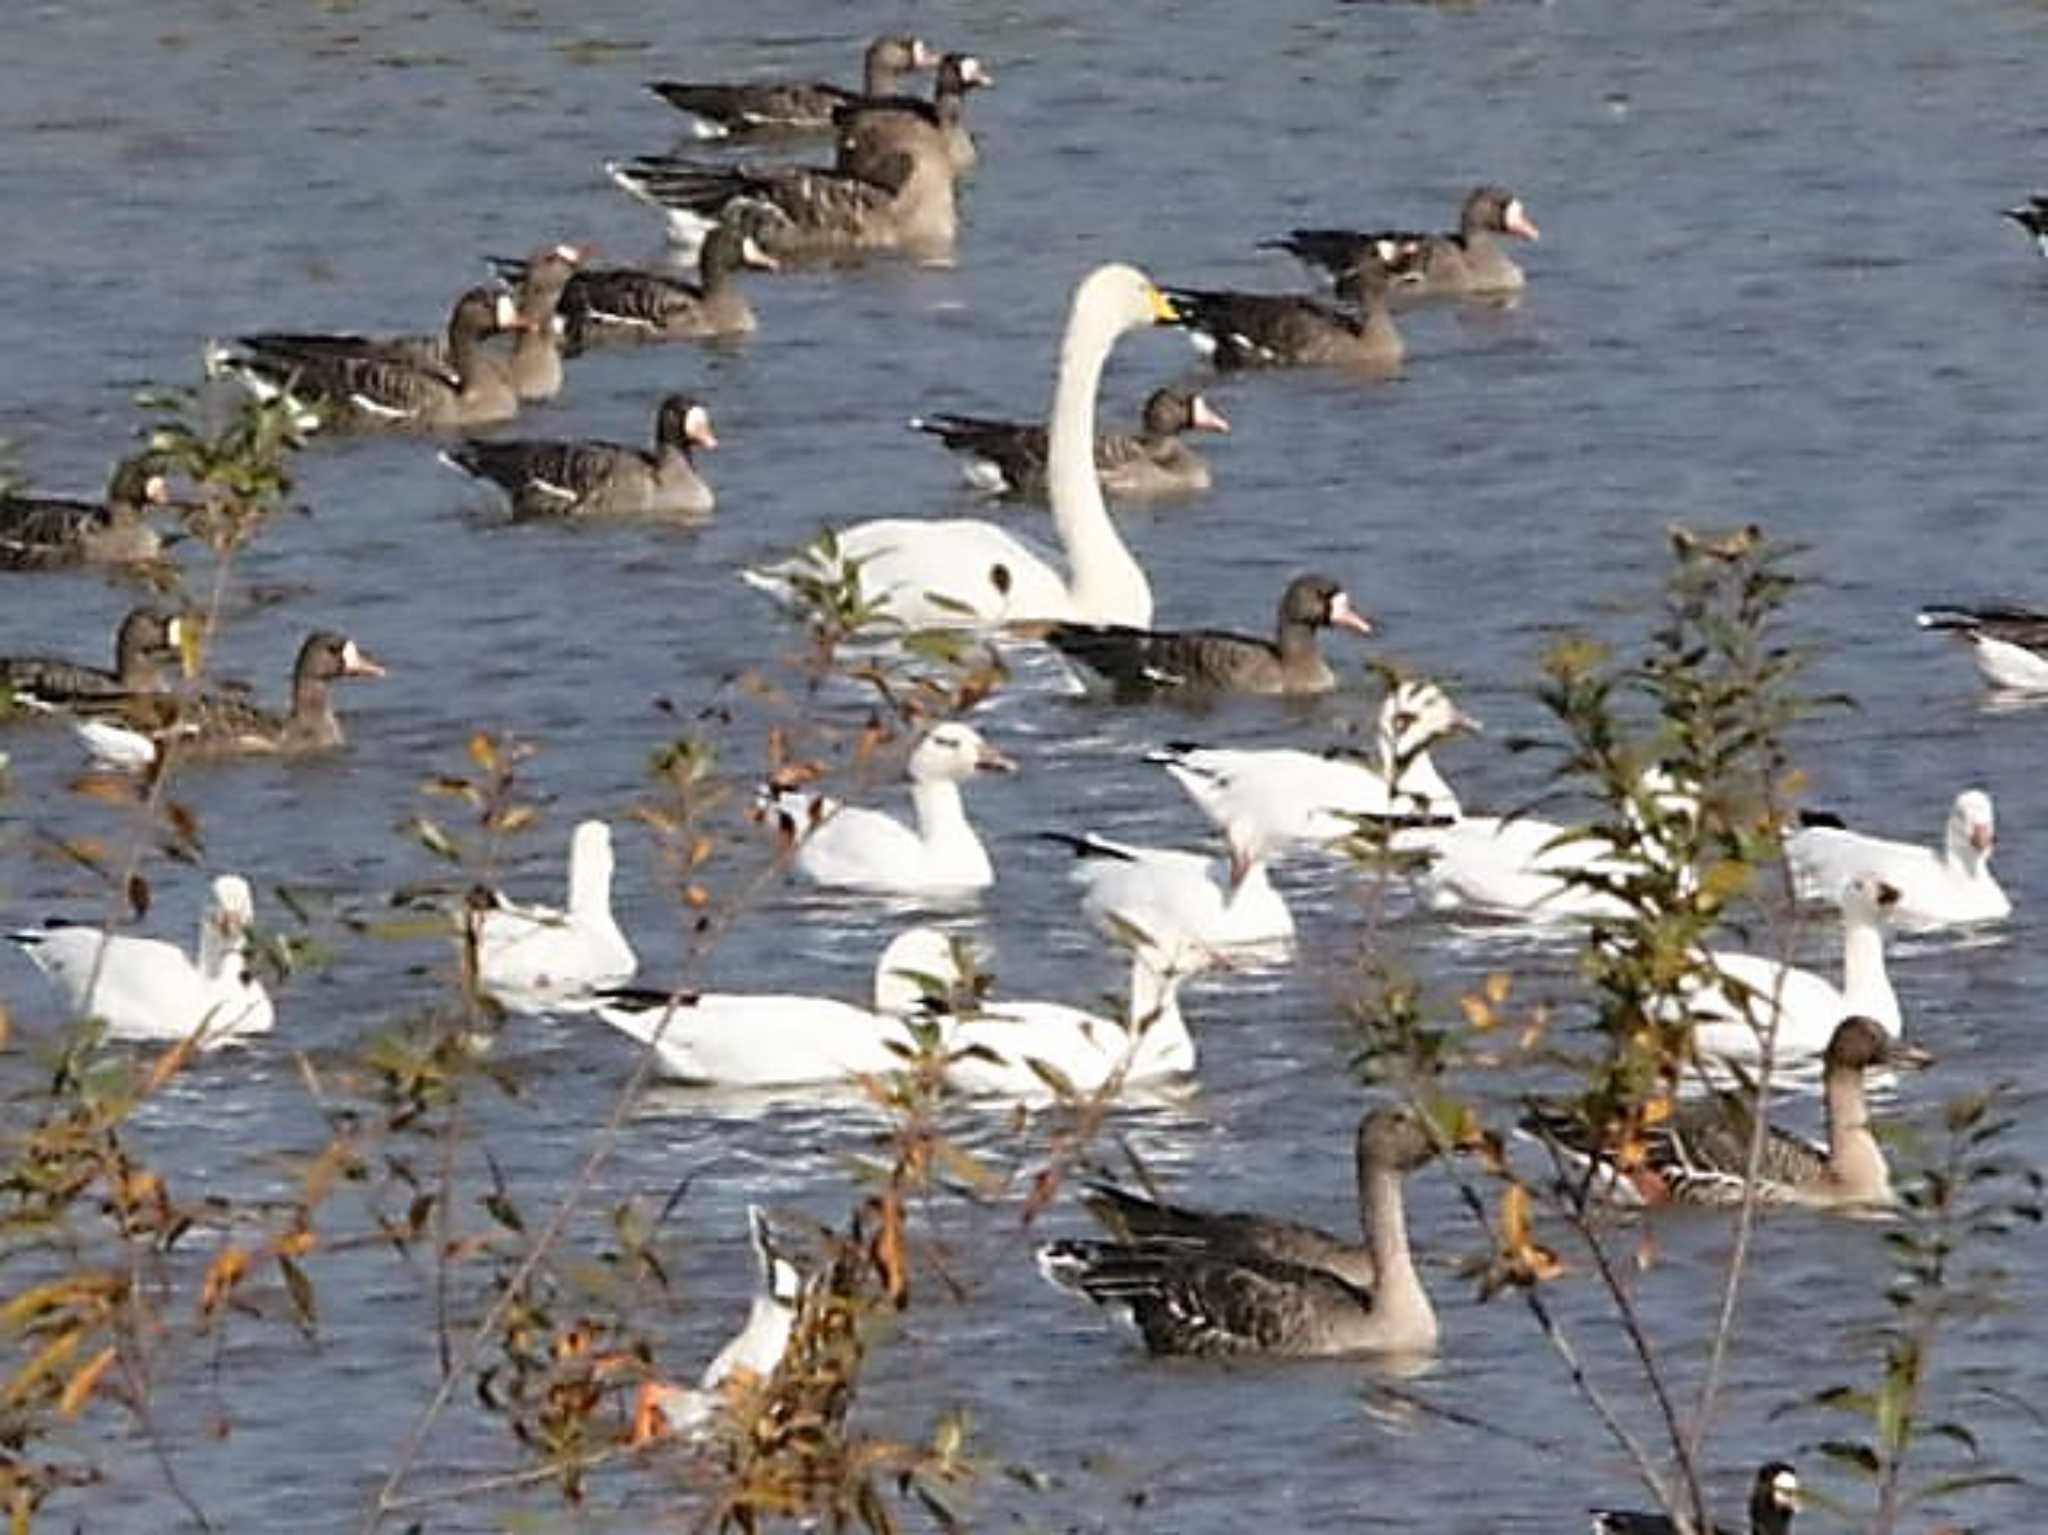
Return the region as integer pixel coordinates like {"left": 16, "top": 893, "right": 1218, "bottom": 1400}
{"left": 1824, "top": 1064, "right": 1891, "bottom": 1202}
{"left": 1840, "top": 919, "right": 1894, "bottom": 1023}
{"left": 909, "top": 778, "right": 978, "bottom": 852}
{"left": 568, "top": 848, "right": 614, "bottom": 920}
{"left": 1359, "top": 1147, "right": 1428, "bottom": 1321}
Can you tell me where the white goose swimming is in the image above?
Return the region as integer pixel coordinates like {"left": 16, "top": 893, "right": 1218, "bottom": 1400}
{"left": 1688, "top": 872, "right": 1902, "bottom": 1064}
{"left": 1148, "top": 680, "right": 1476, "bottom": 855}
{"left": 759, "top": 723, "right": 1015, "bottom": 895}
{"left": 741, "top": 265, "right": 1179, "bottom": 628}
{"left": 471, "top": 820, "right": 638, "bottom": 1015}
{"left": 595, "top": 926, "right": 1209, "bottom": 1094}
{"left": 634, "top": 1206, "right": 805, "bottom": 1442}
{"left": 1787, "top": 789, "right": 2008, "bottom": 928}
{"left": 1041, "top": 829, "right": 1294, "bottom": 956}
{"left": 7, "top": 874, "right": 273, "bottom": 1045}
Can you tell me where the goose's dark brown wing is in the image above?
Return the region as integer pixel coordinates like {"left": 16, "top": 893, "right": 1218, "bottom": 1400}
{"left": 1046, "top": 621, "right": 1280, "bottom": 697}
{"left": 646, "top": 79, "right": 856, "bottom": 133}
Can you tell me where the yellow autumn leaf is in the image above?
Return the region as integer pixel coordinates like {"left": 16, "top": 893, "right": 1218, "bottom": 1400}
{"left": 57, "top": 1346, "right": 117, "bottom": 1419}
{"left": 1484, "top": 971, "right": 1511, "bottom": 1006}
{"left": 1459, "top": 994, "right": 1496, "bottom": 1031}
{"left": 467, "top": 732, "right": 498, "bottom": 774}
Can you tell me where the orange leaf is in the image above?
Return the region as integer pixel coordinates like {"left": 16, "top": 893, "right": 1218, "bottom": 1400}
{"left": 57, "top": 1345, "right": 117, "bottom": 1419}
{"left": 199, "top": 1246, "right": 250, "bottom": 1319}
{"left": 870, "top": 1193, "right": 910, "bottom": 1309}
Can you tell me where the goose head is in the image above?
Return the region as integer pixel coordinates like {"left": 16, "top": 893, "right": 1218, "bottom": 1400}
{"left": 906, "top": 722, "right": 1014, "bottom": 785}
{"left": 702, "top": 224, "right": 779, "bottom": 278}
{"left": 299, "top": 631, "right": 388, "bottom": 686}
{"left": 209, "top": 874, "right": 255, "bottom": 936}
{"left": 1142, "top": 387, "right": 1229, "bottom": 438}
{"left": 872, "top": 34, "right": 939, "bottom": 74}
{"left": 872, "top": 925, "right": 965, "bottom": 1013}
{"left": 656, "top": 395, "right": 718, "bottom": 455}
{"left": 1945, "top": 789, "right": 1996, "bottom": 868}
{"left": 1377, "top": 680, "right": 1480, "bottom": 757}
{"left": 1278, "top": 573, "right": 1374, "bottom": 639}
{"left": 1356, "top": 1105, "right": 1442, "bottom": 1176}
{"left": 1748, "top": 1462, "right": 1801, "bottom": 1533}
{"left": 937, "top": 53, "right": 994, "bottom": 93}
{"left": 1467, "top": 184, "right": 1540, "bottom": 242}
{"left": 1826, "top": 1015, "right": 1930, "bottom": 1071}
{"left": 1841, "top": 870, "right": 1902, "bottom": 924}
{"left": 746, "top": 1205, "right": 806, "bottom": 1308}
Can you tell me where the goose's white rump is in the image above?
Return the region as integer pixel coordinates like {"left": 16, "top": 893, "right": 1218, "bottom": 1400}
{"left": 742, "top": 264, "right": 1177, "bottom": 628}
{"left": 6, "top": 874, "right": 273, "bottom": 1044}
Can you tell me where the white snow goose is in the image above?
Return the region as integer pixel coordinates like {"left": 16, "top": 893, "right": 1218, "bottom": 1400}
{"left": 1687, "top": 872, "right": 1902, "bottom": 1064}
{"left": 1788, "top": 789, "right": 2007, "bottom": 927}
{"left": 1040, "top": 829, "right": 1293, "bottom": 957}
{"left": 440, "top": 395, "right": 718, "bottom": 520}
{"left": 758, "top": 723, "right": 1014, "bottom": 895}
{"left": 1149, "top": 679, "right": 1478, "bottom": 854}
{"left": 1038, "top": 1106, "right": 1442, "bottom": 1357}
{"left": 645, "top": 35, "right": 938, "bottom": 139}
{"left": 1917, "top": 603, "right": 2048, "bottom": 693}
{"left": 7, "top": 873, "right": 273, "bottom": 1044}
{"left": 1526, "top": 1017, "right": 1926, "bottom": 1211}
{"left": 469, "top": 820, "right": 638, "bottom": 1017}
{"left": 741, "top": 264, "right": 1180, "bottom": 629}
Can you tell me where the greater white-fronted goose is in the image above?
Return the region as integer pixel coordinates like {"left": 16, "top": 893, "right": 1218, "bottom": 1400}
{"left": 607, "top": 128, "right": 958, "bottom": 265}
{"left": 757, "top": 722, "right": 1016, "bottom": 895}
{"left": 7, "top": 873, "right": 273, "bottom": 1045}
{"left": 912, "top": 387, "right": 1229, "bottom": 502}
{"left": 1593, "top": 1463, "right": 1802, "bottom": 1535}
{"left": 502, "top": 226, "right": 777, "bottom": 352}
{"left": 470, "top": 820, "right": 638, "bottom": 1016}
{"left": 1038, "top": 1107, "right": 1441, "bottom": 1357}
{"left": 1789, "top": 790, "right": 2008, "bottom": 927}
{"left": 1163, "top": 258, "right": 1402, "bottom": 372}
{"left": 1526, "top": 1018, "right": 1926, "bottom": 1210}
{"left": 742, "top": 265, "right": 1179, "bottom": 627}
{"left": 2004, "top": 196, "right": 2048, "bottom": 259}
{"left": 1, "top": 607, "right": 183, "bottom": 707}
{"left": 1917, "top": 602, "right": 2048, "bottom": 692}
{"left": 206, "top": 287, "right": 522, "bottom": 432}
{"left": 834, "top": 52, "right": 992, "bottom": 177}
{"left": 0, "top": 454, "right": 170, "bottom": 570}
{"left": 76, "top": 630, "right": 385, "bottom": 766}
{"left": 500, "top": 243, "right": 586, "bottom": 401}
{"left": 1266, "top": 184, "right": 1540, "bottom": 298}
{"left": 1046, "top": 573, "right": 1373, "bottom": 699}
{"left": 440, "top": 395, "right": 718, "bottom": 520}
{"left": 646, "top": 35, "right": 938, "bottom": 138}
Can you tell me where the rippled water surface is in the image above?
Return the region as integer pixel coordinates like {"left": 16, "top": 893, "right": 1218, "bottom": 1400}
{"left": 6, "top": 0, "right": 2048, "bottom": 1528}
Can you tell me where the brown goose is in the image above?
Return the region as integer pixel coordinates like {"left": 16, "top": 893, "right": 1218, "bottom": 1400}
{"left": 0, "top": 454, "right": 170, "bottom": 570}
{"left": 1163, "top": 257, "right": 1402, "bottom": 372}
{"left": 1, "top": 608, "right": 183, "bottom": 708}
{"left": 439, "top": 395, "right": 718, "bottom": 520}
{"left": 500, "top": 243, "right": 586, "bottom": 401}
{"left": 912, "top": 387, "right": 1229, "bottom": 502}
{"left": 835, "top": 52, "right": 993, "bottom": 177}
{"left": 1266, "top": 184, "right": 1540, "bottom": 298}
{"left": 1045, "top": 573, "right": 1373, "bottom": 700}
{"left": 75, "top": 630, "right": 385, "bottom": 766}
{"left": 1522, "top": 1017, "right": 1929, "bottom": 1210}
{"left": 503, "top": 226, "right": 778, "bottom": 352}
{"left": 647, "top": 35, "right": 938, "bottom": 139}
{"left": 1593, "top": 1462, "right": 1802, "bottom": 1535}
{"left": 608, "top": 127, "right": 958, "bottom": 263}
{"left": 206, "top": 287, "right": 522, "bottom": 432}
{"left": 1037, "top": 1107, "right": 1441, "bottom": 1358}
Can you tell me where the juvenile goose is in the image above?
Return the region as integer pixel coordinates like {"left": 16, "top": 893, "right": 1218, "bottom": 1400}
{"left": 1266, "top": 184, "right": 1541, "bottom": 298}
{"left": 1038, "top": 1107, "right": 1441, "bottom": 1357}
{"left": 834, "top": 52, "right": 993, "bottom": 177}
{"left": 608, "top": 129, "right": 958, "bottom": 265}
{"left": 501, "top": 226, "right": 777, "bottom": 352}
{"left": 647, "top": 35, "right": 938, "bottom": 138}
{"left": 440, "top": 395, "right": 719, "bottom": 520}
{"left": 1592, "top": 1462, "right": 1802, "bottom": 1535}
{"left": 74, "top": 630, "right": 385, "bottom": 767}
{"left": 1152, "top": 680, "right": 1478, "bottom": 853}
{"left": 759, "top": 723, "right": 1015, "bottom": 895}
{"left": 1527, "top": 1019, "right": 1924, "bottom": 1211}
{"left": 743, "top": 265, "right": 1179, "bottom": 628}
{"left": 1688, "top": 873, "right": 1902, "bottom": 1064}
{"left": 207, "top": 287, "right": 521, "bottom": 432}
{"left": 1041, "top": 828, "right": 1294, "bottom": 955}
{"left": 469, "top": 820, "right": 637, "bottom": 1016}
{"left": 1, "top": 608, "right": 183, "bottom": 708}
{"left": 0, "top": 454, "right": 170, "bottom": 570}
{"left": 7, "top": 873, "right": 273, "bottom": 1044}
{"left": 1917, "top": 602, "right": 2048, "bottom": 692}
{"left": 634, "top": 1207, "right": 805, "bottom": 1442}
{"left": 1046, "top": 573, "right": 1373, "bottom": 699}
{"left": 597, "top": 926, "right": 1209, "bottom": 1093}
{"left": 1788, "top": 790, "right": 2008, "bottom": 927}
{"left": 1163, "top": 257, "right": 1402, "bottom": 372}
{"left": 2003, "top": 196, "right": 2048, "bottom": 259}
{"left": 912, "top": 387, "right": 1230, "bottom": 502}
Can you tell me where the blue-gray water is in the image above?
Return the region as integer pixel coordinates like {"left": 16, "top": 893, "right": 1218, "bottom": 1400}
{"left": 4, "top": 0, "right": 2046, "bottom": 1528}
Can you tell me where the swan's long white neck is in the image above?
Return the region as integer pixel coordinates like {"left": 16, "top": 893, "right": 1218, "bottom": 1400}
{"left": 1840, "top": 911, "right": 1897, "bottom": 1031}
{"left": 1047, "top": 292, "right": 1151, "bottom": 625}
